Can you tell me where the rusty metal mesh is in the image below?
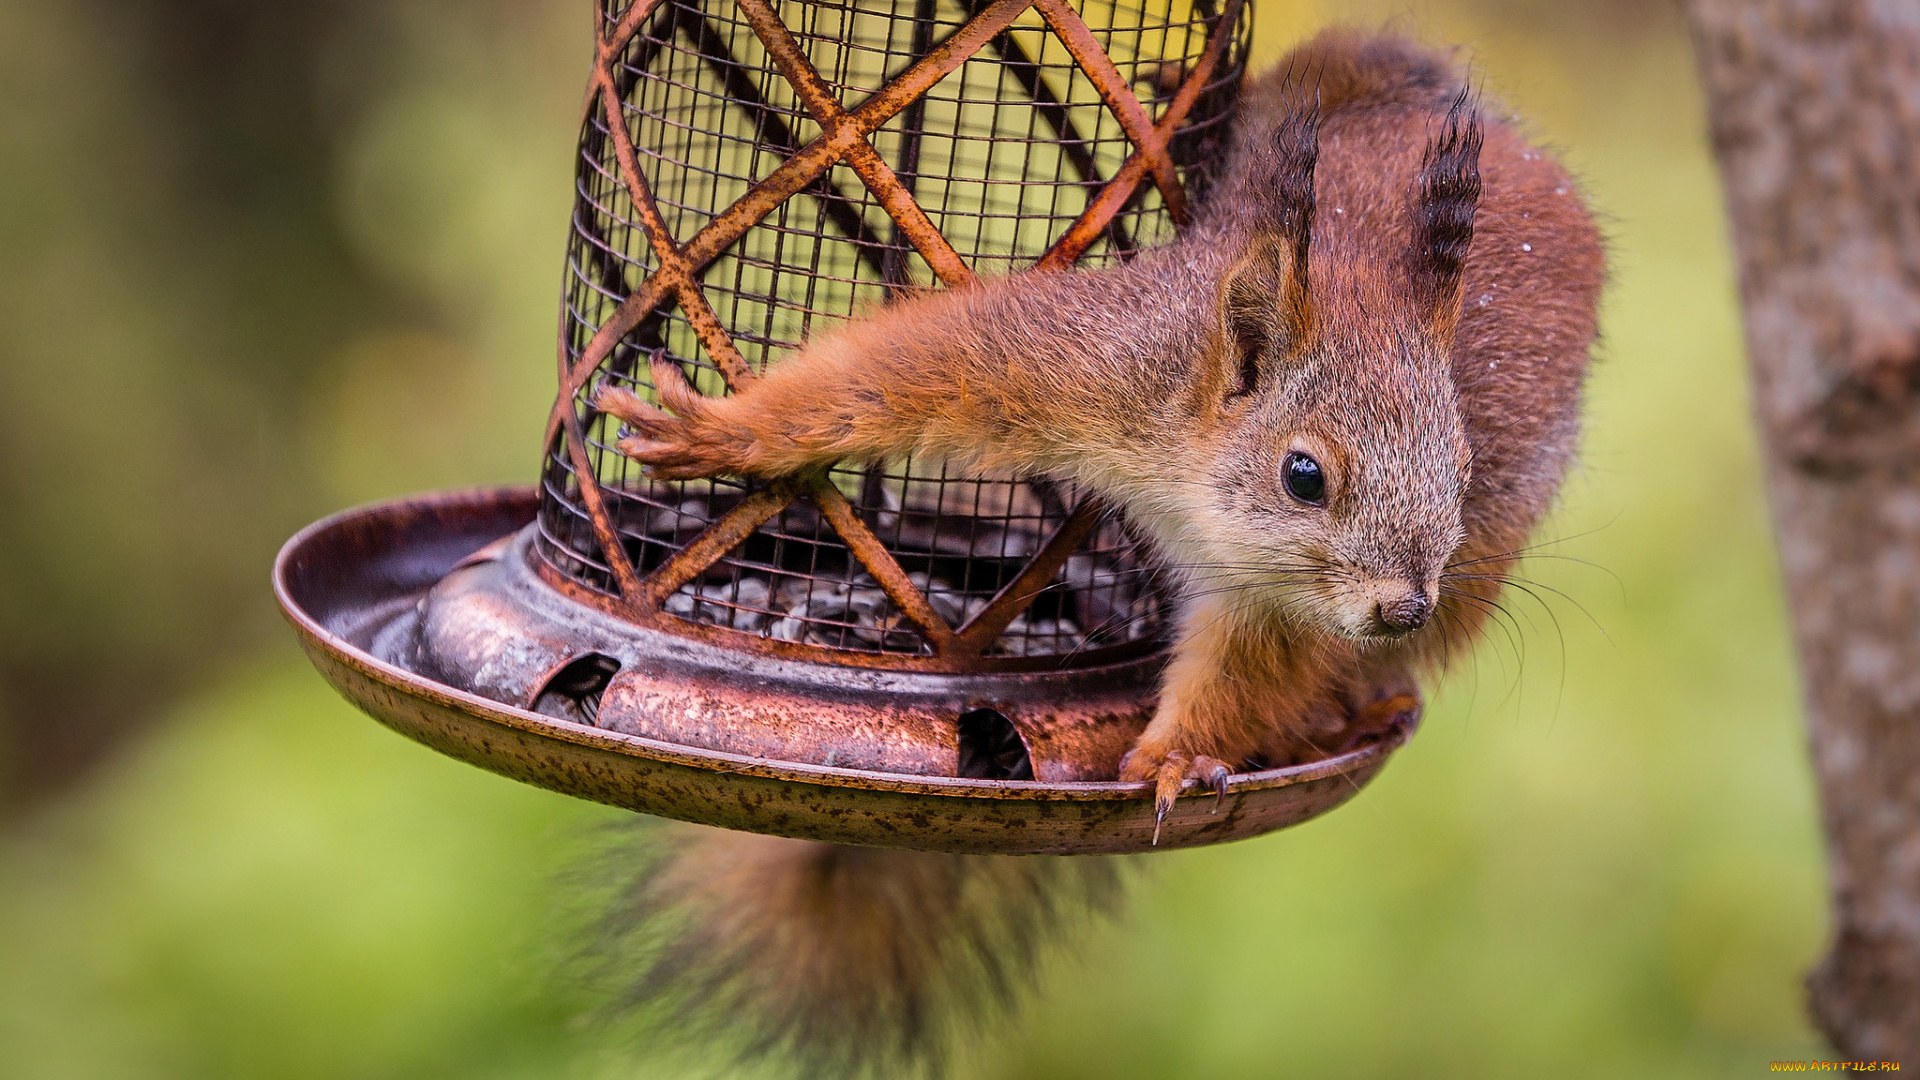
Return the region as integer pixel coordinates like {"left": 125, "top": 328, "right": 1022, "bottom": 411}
{"left": 534, "top": 0, "right": 1249, "bottom": 671}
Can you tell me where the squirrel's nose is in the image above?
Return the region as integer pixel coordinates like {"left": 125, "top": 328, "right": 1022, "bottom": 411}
{"left": 1376, "top": 590, "right": 1433, "bottom": 632}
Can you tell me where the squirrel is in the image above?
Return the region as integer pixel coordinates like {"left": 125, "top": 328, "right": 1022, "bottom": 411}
{"left": 590, "top": 27, "right": 1603, "bottom": 1078}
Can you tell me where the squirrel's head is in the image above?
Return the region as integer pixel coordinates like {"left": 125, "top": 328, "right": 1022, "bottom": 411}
{"left": 1197, "top": 91, "right": 1482, "bottom": 643}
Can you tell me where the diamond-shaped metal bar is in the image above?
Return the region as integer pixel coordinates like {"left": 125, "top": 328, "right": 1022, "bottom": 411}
{"left": 670, "top": 5, "right": 899, "bottom": 281}
{"left": 599, "top": 0, "right": 669, "bottom": 61}
{"left": 1036, "top": 0, "right": 1246, "bottom": 270}
{"left": 967, "top": 4, "right": 1135, "bottom": 254}
{"left": 555, "top": 407, "right": 648, "bottom": 599}
{"left": 594, "top": 54, "right": 757, "bottom": 387}
{"left": 810, "top": 481, "right": 960, "bottom": 651}
{"left": 736, "top": 0, "right": 977, "bottom": 287}
{"left": 1030, "top": 0, "right": 1188, "bottom": 223}
{"left": 595, "top": 169, "right": 752, "bottom": 389}
{"left": 543, "top": 2, "right": 793, "bottom": 604}
{"left": 635, "top": 483, "right": 797, "bottom": 610}
{"left": 953, "top": 498, "right": 1106, "bottom": 655}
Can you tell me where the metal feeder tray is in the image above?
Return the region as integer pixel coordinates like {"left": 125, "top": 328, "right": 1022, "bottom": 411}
{"left": 275, "top": 486, "right": 1416, "bottom": 855}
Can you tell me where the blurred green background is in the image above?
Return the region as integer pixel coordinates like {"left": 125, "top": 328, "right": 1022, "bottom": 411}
{"left": 0, "top": 0, "right": 1828, "bottom": 1076}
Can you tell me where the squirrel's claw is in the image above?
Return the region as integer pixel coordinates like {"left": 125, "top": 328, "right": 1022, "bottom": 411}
{"left": 613, "top": 435, "right": 682, "bottom": 462}
{"left": 592, "top": 362, "right": 750, "bottom": 481}
{"left": 1120, "top": 748, "right": 1238, "bottom": 845}
{"left": 1151, "top": 750, "right": 1189, "bottom": 844}
{"left": 1193, "top": 755, "right": 1232, "bottom": 811}
{"left": 647, "top": 353, "right": 710, "bottom": 417}
{"left": 592, "top": 383, "right": 678, "bottom": 437}
{"left": 587, "top": 353, "right": 712, "bottom": 436}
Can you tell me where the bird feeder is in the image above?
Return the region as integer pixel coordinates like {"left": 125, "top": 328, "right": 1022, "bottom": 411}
{"left": 275, "top": 0, "right": 1418, "bottom": 854}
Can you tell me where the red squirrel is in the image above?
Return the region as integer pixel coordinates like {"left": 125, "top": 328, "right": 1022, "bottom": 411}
{"left": 594, "top": 28, "right": 1602, "bottom": 1074}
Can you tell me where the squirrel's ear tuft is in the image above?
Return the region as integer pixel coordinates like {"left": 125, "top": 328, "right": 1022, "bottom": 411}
{"left": 1222, "top": 101, "right": 1319, "bottom": 399}
{"left": 1266, "top": 99, "right": 1319, "bottom": 267}
{"left": 1410, "top": 89, "right": 1483, "bottom": 338}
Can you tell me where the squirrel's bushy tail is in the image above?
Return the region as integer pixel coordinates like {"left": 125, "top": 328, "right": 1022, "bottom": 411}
{"left": 597, "top": 824, "right": 1124, "bottom": 1078}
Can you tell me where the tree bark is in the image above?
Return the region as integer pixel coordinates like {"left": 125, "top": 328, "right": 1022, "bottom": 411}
{"left": 1683, "top": 0, "right": 1920, "bottom": 1059}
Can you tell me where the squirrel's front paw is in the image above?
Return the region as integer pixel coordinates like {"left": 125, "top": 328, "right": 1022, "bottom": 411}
{"left": 592, "top": 355, "right": 757, "bottom": 480}
{"left": 1118, "top": 746, "right": 1234, "bottom": 845}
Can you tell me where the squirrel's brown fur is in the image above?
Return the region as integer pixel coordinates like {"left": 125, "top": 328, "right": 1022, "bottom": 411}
{"left": 594, "top": 27, "right": 1603, "bottom": 1077}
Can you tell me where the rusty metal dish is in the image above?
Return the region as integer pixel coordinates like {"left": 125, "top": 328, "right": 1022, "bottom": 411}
{"left": 274, "top": 486, "right": 1415, "bottom": 855}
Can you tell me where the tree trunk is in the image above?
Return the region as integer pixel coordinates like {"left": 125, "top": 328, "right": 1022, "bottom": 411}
{"left": 1682, "top": 0, "right": 1920, "bottom": 1059}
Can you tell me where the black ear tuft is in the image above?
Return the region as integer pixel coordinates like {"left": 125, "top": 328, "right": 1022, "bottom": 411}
{"left": 1412, "top": 88, "right": 1483, "bottom": 325}
{"left": 1266, "top": 99, "right": 1319, "bottom": 275}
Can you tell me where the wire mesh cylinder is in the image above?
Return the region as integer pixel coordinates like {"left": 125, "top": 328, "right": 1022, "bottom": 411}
{"left": 534, "top": 0, "right": 1250, "bottom": 672}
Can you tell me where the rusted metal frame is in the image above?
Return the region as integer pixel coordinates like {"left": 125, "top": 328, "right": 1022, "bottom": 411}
{"left": 550, "top": 24, "right": 770, "bottom": 609}
{"left": 634, "top": 483, "right": 797, "bottom": 610}
{"left": 545, "top": 274, "right": 672, "bottom": 459}
{"left": 548, "top": 0, "right": 1038, "bottom": 612}
{"left": 547, "top": 1, "right": 679, "bottom": 455}
{"left": 532, "top": 476, "right": 625, "bottom": 584}
{"left": 590, "top": 14, "right": 918, "bottom": 609}
{"left": 550, "top": 105, "right": 653, "bottom": 600}
{"left": 584, "top": 0, "right": 672, "bottom": 127}
{"left": 596, "top": 68, "right": 757, "bottom": 389}
{"left": 602, "top": 1, "right": 672, "bottom": 116}
{"left": 532, "top": 552, "right": 1160, "bottom": 670}
{"left": 1034, "top": 153, "right": 1157, "bottom": 271}
{"left": 671, "top": 3, "right": 897, "bottom": 284}
{"left": 558, "top": 408, "right": 647, "bottom": 599}
{"left": 953, "top": 498, "right": 1106, "bottom": 655}
{"left": 577, "top": 0, "right": 663, "bottom": 187}
{"left": 971, "top": 12, "right": 1134, "bottom": 255}
{"left": 1034, "top": 0, "right": 1244, "bottom": 271}
{"left": 553, "top": 13, "right": 667, "bottom": 452}
{"left": 519, "top": 483, "right": 1160, "bottom": 671}
{"left": 553, "top": 60, "right": 759, "bottom": 608}
{"left": 841, "top": 143, "right": 976, "bottom": 286}
{"left": 809, "top": 480, "right": 961, "bottom": 652}
{"left": 1030, "top": 0, "right": 1185, "bottom": 223}
{"left": 555, "top": 0, "right": 1032, "bottom": 405}
{"left": 572, "top": 197, "right": 651, "bottom": 342}
{"left": 556, "top": 0, "right": 1036, "bottom": 403}
{"left": 569, "top": 90, "right": 664, "bottom": 393}
{"left": 541, "top": 128, "right": 844, "bottom": 457}
{"left": 727, "top": 0, "right": 843, "bottom": 129}
{"left": 733, "top": 0, "right": 977, "bottom": 287}
{"left": 559, "top": 271, "right": 675, "bottom": 407}
{"left": 581, "top": 1, "right": 794, "bottom": 389}
{"left": 665, "top": 609, "right": 1157, "bottom": 672}
{"left": 600, "top": 0, "right": 669, "bottom": 63}
{"left": 528, "top": 519, "right": 1165, "bottom": 670}
{"left": 841, "top": 0, "right": 1034, "bottom": 127}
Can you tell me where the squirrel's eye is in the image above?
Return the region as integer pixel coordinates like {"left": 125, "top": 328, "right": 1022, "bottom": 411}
{"left": 1281, "top": 452, "right": 1326, "bottom": 505}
